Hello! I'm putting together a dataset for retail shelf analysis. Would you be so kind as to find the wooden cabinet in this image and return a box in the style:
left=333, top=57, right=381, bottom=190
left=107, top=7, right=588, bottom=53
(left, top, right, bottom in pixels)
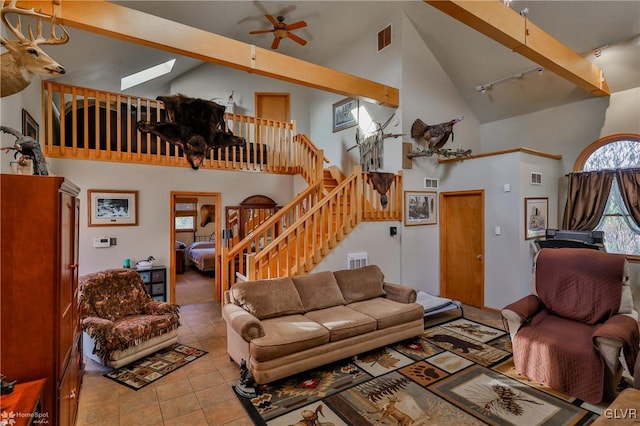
left=0, top=174, right=83, bottom=426
left=137, top=266, right=167, bottom=302
left=175, top=249, right=185, bottom=274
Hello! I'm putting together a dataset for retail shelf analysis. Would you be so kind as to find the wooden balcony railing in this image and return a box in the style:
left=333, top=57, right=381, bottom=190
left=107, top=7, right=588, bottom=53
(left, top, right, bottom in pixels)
left=220, top=167, right=402, bottom=292
left=41, top=81, right=323, bottom=179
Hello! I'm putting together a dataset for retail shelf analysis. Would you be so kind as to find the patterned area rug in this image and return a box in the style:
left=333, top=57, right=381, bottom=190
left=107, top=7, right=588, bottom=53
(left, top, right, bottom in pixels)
left=104, top=344, right=207, bottom=390
left=235, top=317, right=602, bottom=425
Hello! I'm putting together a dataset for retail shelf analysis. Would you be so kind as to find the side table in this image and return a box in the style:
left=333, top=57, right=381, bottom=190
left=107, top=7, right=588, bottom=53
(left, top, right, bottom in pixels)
left=0, top=378, right=46, bottom=426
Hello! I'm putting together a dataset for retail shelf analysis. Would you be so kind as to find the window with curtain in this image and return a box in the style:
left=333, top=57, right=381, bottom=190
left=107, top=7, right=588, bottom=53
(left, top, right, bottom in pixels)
left=577, top=135, right=640, bottom=256
left=175, top=197, right=197, bottom=232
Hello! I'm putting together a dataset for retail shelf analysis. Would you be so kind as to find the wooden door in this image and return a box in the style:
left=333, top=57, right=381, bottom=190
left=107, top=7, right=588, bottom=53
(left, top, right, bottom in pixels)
left=439, top=190, right=484, bottom=307
left=255, top=92, right=290, bottom=121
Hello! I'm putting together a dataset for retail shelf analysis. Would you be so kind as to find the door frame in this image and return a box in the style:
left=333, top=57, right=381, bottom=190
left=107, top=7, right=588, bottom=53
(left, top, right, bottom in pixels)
left=169, top=191, right=221, bottom=303
left=255, top=92, right=290, bottom=121
left=439, top=189, right=485, bottom=308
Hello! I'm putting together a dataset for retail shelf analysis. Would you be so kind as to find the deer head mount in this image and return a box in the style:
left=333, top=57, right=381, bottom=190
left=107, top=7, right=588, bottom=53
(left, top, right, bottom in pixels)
left=1, top=0, right=69, bottom=97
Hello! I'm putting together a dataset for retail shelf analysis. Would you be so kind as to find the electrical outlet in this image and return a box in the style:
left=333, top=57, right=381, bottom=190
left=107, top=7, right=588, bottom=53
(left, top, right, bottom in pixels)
left=110, top=237, right=117, bottom=246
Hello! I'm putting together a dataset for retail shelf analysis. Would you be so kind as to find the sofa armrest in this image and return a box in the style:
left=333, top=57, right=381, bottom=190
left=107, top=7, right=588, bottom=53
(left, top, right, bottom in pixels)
left=143, top=300, right=180, bottom=316
left=593, top=314, right=640, bottom=377
left=501, top=295, right=543, bottom=340
left=383, top=282, right=416, bottom=303
left=82, top=316, right=113, bottom=332
left=222, top=303, right=265, bottom=342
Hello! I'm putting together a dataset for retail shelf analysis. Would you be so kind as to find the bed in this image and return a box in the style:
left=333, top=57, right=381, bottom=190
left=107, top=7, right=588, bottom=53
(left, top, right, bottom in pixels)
left=178, top=232, right=216, bottom=274
left=186, top=241, right=216, bottom=273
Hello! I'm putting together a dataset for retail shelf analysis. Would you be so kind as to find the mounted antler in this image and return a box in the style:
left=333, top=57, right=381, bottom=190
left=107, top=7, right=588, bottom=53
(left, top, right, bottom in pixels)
left=1, top=0, right=69, bottom=97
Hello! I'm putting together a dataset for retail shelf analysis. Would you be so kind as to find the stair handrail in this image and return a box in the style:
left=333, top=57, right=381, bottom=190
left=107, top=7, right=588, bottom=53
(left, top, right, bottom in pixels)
left=247, top=166, right=364, bottom=280
left=221, top=180, right=325, bottom=289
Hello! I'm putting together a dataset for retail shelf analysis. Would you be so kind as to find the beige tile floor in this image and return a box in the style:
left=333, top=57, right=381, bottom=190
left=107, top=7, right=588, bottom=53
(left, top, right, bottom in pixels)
left=76, top=297, right=501, bottom=426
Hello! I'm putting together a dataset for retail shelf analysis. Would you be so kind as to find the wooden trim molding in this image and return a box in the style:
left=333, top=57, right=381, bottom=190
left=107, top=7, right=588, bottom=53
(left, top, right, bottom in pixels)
left=573, top=133, right=640, bottom=171
left=438, top=147, right=562, bottom=164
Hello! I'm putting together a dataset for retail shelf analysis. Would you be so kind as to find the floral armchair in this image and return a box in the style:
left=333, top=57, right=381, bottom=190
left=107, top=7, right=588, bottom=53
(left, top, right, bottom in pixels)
left=79, top=268, right=181, bottom=368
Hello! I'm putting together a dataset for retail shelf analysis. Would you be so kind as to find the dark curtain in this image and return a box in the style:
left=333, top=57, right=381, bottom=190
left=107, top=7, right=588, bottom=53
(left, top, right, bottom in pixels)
left=616, top=168, right=640, bottom=228
left=562, top=171, right=615, bottom=230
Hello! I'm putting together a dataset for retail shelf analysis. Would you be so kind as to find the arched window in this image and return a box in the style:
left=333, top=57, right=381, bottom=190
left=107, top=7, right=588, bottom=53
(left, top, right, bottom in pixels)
left=574, top=134, right=640, bottom=257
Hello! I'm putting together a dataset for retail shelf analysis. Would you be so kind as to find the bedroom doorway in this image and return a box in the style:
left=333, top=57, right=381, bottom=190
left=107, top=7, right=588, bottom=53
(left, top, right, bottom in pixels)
left=169, top=191, right=221, bottom=305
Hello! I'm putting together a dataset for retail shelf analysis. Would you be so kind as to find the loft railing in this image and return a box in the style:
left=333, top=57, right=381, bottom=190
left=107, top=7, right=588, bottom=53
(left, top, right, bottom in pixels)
left=40, top=81, right=325, bottom=178
left=220, top=167, right=402, bottom=291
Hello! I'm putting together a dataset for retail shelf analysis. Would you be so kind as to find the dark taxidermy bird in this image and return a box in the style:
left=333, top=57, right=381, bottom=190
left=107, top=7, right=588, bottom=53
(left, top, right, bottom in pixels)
left=411, top=116, right=463, bottom=149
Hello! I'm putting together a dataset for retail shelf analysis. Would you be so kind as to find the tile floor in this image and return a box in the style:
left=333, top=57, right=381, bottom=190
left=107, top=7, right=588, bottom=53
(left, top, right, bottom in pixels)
left=76, top=302, right=502, bottom=426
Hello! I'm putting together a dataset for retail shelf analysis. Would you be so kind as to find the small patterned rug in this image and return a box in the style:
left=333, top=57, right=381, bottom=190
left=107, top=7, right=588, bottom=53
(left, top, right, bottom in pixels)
left=104, top=343, right=207, bottom=390
left=235, top=318, right=603, bottom=425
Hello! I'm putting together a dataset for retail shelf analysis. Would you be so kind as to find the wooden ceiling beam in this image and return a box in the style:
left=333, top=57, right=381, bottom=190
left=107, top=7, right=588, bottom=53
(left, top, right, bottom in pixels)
left=425, top=0, right=610, bottom=96
left=15, top=1, right=399, bottom=106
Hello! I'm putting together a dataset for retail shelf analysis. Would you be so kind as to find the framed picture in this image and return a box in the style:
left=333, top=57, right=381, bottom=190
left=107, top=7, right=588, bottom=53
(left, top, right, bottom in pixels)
left=525, top=197, right=548, bottom=240
left=404, top=190, right=437, bottom=226
left=88, top=190, right=138, bottom=226
left=22, top=109, right=38, bottom=140
left=332, top=97, right=358, bottom=132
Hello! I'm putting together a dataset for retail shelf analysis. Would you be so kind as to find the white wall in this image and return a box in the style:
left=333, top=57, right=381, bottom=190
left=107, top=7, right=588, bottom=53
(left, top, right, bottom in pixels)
left=168, top=63, right=312, bottom=135
left=48, top=158, right=293, bottom=276
left=480, top=88, right=640, bottom=174
left=439, top=151, right=561, bottom=309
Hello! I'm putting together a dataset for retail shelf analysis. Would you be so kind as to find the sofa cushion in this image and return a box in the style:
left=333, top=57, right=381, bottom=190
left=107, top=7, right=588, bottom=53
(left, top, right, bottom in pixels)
left=333, top=265, right=386, bottom=304
left=304, top=306, right=376, bottom=341
left=230, top=277, right=304, bottom=320
left=347, top=298, right=424, bottom=329
left=250, top=315, right=329, bottom=361
left=292, top=271, right=345, bottom=312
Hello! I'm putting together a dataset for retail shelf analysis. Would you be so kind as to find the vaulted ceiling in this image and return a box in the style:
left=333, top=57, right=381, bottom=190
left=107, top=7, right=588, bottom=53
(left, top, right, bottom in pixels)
left=26, top=1, right=640, bottom=123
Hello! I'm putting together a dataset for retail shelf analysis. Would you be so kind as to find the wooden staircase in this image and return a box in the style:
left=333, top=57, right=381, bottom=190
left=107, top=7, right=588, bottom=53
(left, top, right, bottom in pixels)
left=220, top=166, right=402, bottom=293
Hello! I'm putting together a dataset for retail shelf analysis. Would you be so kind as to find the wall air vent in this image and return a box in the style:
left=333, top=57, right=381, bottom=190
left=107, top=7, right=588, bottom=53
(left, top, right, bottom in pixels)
left=347, top=252, right=368, bottom=270
left=377, top=24, right=392, bottom=52
left=424, top=178, right=439, bottom=189
left=531, top=172, right=542, bottom=185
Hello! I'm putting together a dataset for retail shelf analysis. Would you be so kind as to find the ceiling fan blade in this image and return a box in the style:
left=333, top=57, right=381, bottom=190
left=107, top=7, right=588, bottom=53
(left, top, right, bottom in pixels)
left=250, top=29, right=275, bottom=35
left=271, top=37, right=281, bottom=49
left=284, top=21, right=307, bottom=31
left=286, top=32, right=307, bottom=46
left=265, top=14, right=279, bottom=26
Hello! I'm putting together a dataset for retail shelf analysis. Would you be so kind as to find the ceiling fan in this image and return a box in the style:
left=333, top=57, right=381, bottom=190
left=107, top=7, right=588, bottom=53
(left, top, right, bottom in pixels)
left=249, top=14, right=308, bottom=49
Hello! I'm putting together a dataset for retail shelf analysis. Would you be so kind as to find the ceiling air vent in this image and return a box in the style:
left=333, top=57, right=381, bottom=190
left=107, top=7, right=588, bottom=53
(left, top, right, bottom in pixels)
left=531, top=172, right=542, bottom=185
left=424, top=178, right=439, bottom=189
left=377, top=24, right=392, bottom=52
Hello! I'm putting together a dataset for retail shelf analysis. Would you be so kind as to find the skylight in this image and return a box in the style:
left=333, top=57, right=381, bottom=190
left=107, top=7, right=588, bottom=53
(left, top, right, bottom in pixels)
left=120, top=59, right=176, bottom=91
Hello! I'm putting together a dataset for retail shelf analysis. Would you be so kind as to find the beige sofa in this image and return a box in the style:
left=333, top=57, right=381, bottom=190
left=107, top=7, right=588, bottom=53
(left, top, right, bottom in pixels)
left=222, top=265, right=424, bottom=384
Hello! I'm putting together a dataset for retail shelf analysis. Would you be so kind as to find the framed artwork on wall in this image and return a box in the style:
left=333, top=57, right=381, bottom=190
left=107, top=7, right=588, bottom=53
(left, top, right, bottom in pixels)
left=22, top=108, right=39, bottom=140
left=88, top=190, right=138, bottom=226
left=332, top=97, right=358, bottom=132
left=404, top=190, right=437, bottom=226
left=525, top=197, right=548, bottom=240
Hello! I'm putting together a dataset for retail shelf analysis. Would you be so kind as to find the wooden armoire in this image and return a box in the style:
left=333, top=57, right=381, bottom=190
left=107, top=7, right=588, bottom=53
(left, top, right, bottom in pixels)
left=1, top=174, right=83, bottom=425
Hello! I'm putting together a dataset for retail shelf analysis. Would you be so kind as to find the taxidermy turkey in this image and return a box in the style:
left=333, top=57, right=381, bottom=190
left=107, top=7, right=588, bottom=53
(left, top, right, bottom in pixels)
left=411, top=116, right=463, bottom=149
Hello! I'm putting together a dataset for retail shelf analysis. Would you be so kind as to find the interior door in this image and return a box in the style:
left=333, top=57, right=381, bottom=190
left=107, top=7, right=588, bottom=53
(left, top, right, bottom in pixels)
left=439, top=190, right=484, bottom=307
left=170, top=191, right=221, bottom=303
left=255, top=92, right=290, bottom=121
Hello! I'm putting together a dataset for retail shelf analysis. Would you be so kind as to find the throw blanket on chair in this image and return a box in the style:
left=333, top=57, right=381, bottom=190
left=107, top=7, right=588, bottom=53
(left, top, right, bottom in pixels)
left=513, top=249, right=638, bottom=404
